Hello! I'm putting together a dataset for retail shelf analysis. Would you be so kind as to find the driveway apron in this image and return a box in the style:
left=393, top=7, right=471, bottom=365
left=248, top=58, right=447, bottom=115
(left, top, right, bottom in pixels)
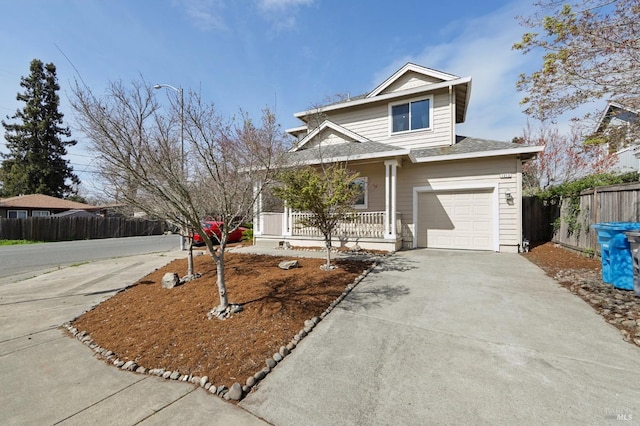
left=240, top=249, right=640, bottom=425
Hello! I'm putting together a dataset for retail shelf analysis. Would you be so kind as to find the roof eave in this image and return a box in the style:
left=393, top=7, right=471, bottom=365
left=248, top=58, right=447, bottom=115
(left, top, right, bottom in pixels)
left=294, top=77, right=472, bottom=120
left=291, top=148, right=412, bottom=166
left=412, top=145, right=544, bottom=163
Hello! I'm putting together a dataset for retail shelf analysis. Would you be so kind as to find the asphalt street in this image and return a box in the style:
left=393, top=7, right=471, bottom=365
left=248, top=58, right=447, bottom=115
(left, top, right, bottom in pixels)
left=0, top=234, right=181, bottom=283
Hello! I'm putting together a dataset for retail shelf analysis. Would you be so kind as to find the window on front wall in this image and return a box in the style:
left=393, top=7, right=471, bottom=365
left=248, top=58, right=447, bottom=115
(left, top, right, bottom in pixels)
left=351, top=177, right=368, bottom=209
left=8, top=210, right=28, bottom=219
left=32, top=210, right=51, bottom=217
left=390, top=97, right=431, bottom=133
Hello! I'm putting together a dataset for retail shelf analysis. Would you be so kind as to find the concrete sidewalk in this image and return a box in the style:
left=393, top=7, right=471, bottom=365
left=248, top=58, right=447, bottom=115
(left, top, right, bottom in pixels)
left=0, top=251, right=266, bottom=425
left=240, top=249, right=640, bottom=425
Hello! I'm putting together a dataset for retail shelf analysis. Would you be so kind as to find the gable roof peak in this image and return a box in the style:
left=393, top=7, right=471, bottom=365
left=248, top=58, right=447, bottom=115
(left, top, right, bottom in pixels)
left=290, top=120, right=370, bottom=152
left=367, top=62, right=461, bottom=99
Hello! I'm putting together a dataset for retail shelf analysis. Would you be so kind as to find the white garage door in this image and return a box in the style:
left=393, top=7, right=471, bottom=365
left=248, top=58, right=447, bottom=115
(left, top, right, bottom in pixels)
left=417, top=190, right=493, bottom=250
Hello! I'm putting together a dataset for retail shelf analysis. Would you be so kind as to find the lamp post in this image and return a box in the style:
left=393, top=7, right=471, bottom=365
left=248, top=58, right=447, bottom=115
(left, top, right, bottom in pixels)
left=154, top=83, right=185, bottom=250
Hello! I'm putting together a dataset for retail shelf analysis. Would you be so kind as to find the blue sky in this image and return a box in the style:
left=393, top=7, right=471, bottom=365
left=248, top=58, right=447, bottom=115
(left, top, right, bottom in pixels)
left=0, top=0, right=562, bottom=196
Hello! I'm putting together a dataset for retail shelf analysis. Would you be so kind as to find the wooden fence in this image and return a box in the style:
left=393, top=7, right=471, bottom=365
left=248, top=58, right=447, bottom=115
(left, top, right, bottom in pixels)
left=524, top=182, right=640, bottom=253
left=522, top=196, right=558, bottom=243
left=0, top=216, right=169, bottom=242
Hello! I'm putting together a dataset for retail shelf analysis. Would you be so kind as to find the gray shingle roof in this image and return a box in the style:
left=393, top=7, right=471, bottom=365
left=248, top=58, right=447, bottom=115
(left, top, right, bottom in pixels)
left=285, top=140, right=406, bottom=165
left=411, top=135, right=532, bottom=159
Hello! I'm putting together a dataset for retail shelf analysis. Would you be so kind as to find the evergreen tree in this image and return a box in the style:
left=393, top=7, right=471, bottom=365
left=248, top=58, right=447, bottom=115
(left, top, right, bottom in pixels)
left=0, top=59, right=79, bottom=197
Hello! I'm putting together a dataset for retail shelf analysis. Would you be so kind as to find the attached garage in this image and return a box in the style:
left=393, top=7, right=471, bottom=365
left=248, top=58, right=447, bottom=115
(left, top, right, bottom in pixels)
left=416, top=188, right=496, bottom=251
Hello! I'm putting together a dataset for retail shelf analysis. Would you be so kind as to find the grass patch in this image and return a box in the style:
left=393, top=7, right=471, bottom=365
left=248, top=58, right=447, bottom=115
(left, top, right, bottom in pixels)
left=0, top=239, right=43, bottom=246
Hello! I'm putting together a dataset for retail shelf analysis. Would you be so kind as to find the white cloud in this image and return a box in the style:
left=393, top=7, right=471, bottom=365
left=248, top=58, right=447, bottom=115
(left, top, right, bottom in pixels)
left=257, top=0, right=313, bottom=10
left=255, top=0, right=314, bottom=31
left=374, top=3, right=544, bottom=142
left=173, top=0, right=228, bottom=31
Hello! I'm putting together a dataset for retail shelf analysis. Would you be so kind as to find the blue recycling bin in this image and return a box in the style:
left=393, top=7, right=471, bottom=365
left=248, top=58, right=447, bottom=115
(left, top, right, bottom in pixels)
left=591, top=222, right=640, bottom=290
left=624, top=231, right=640, bottom=297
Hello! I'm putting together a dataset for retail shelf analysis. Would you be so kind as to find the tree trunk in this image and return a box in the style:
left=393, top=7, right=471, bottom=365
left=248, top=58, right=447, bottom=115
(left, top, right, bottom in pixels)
left=324, top=233, right=332, bottom=268
left=187, top=236, right=194, bottom=277
left=215, top=249, right=228, bottom=310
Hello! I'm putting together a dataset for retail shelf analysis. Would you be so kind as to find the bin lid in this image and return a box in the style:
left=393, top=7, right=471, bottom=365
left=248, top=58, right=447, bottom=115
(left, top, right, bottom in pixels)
left=592, top=222, right=640, bottom=231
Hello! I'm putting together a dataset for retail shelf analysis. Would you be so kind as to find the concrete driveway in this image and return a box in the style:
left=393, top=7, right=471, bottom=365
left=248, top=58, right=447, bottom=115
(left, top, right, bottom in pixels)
left=240, top=249, right=640, bottom=425
left=0, top=252, right=266, bottom=425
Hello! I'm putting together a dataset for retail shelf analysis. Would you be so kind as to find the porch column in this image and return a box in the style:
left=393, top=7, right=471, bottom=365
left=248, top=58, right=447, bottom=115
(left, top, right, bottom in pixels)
left=253, top=183, right=262, bottom=236
left=282, top=203, right=292, bottom=236
left=384, top=159, right=398, bottom=239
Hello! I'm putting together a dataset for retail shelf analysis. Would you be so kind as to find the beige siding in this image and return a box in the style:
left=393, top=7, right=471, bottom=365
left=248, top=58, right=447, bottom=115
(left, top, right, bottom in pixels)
left=326, top=90, right=452, bottom=149
left=305, top=127, right=355, bottom=149
left=347, top=163, right=386, bottom=211
left=396, top=158, right=521, bottom=250
left=378, top=71, right=443, bottom=95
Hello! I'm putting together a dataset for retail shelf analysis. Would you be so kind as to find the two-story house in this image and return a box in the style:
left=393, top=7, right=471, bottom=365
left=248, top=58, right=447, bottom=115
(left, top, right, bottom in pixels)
left=253, top=63, right=543, bottom=252
left=594, top=99, right=640, bottom=173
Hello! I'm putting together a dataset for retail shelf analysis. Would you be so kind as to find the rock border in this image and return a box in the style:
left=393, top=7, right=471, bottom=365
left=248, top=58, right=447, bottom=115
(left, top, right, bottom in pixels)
left=62, top=258, right=379, bottom=402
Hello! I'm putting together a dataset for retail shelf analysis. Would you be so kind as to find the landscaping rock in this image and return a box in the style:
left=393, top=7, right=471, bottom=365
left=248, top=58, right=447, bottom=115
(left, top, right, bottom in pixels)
left=279, top=346, right=290, bottom=357
left=266, top=358, right=276, bottom=369
left=161, top=272, right=180, bottom=289
left=278, top=260, right=299, bottom=270
left=254, top=370, right=266, bottom=381
left=246, top=376, right=256, bottom=387
left=216, top=385, right=227, bottom=396
left=227, top=383, right=243, bottom=401
left=199, top=376, right=209, bottom=387
left=125, top=361, right=138, bottom=371
left=169, top=371, right=180, bottom=380
left=273, top=352, right=283, bottom=362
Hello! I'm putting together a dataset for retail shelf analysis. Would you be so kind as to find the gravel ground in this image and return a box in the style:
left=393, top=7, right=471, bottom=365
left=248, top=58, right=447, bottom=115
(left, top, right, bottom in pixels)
left=524, top=242, right=640, bottom=347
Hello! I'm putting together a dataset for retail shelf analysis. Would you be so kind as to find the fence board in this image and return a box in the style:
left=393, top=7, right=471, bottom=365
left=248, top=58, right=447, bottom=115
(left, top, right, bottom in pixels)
left=522, top=196, right=557, bottom=243
left=550, top=182, right=640, bottom=253
left=0, top=217, right=168, bottom=241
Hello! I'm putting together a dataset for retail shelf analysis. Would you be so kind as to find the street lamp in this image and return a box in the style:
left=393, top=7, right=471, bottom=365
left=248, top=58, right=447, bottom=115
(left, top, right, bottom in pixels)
left=153, top=84, right=184, bottom=176
left=154, top=83, right=185, bottom=250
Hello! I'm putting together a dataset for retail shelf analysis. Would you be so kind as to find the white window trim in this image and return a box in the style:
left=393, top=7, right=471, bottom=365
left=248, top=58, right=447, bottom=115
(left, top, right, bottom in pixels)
left=32, top=210, right=51, bottom=217
left=353, top=177, right=368, bottom=210
left=8, top=210, right=28, bottom=219
left=388, top=94, right=434, bottom=135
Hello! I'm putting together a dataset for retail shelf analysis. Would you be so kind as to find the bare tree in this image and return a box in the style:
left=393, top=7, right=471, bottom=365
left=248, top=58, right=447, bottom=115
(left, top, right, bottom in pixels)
left=513, top=0, right=640, bottom=121
left=71, top=79, right=285, bottom=318
left=518, top=121, right=615, bottom=193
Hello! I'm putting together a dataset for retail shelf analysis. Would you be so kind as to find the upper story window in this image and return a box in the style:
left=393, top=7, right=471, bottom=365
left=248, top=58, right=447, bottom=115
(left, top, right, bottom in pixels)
left=390, top=96, right=432, bottom=134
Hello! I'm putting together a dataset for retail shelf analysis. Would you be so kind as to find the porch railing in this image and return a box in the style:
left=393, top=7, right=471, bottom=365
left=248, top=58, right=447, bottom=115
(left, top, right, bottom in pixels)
left=290, top=211, right=400, bottom=239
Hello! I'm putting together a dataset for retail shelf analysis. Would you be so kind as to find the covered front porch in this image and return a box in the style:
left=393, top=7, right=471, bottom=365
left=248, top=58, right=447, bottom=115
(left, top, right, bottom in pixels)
left=253, top=159, right=404, bottom=252
left=254, top=210, right=403, bottom=251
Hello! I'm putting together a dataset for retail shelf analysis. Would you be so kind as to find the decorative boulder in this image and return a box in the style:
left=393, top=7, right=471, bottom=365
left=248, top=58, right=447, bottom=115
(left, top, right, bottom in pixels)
left=278, top=260, right=299, bottom=270
left=162, top=272, right=180, bottom=289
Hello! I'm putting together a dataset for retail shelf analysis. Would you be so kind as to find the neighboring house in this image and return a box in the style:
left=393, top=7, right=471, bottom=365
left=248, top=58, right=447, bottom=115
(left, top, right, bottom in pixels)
left=0, top=194, right=99, bottom=218
left=253, top=63, right=543, bottom=252
left=594, top=100, right=640, bottom=173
